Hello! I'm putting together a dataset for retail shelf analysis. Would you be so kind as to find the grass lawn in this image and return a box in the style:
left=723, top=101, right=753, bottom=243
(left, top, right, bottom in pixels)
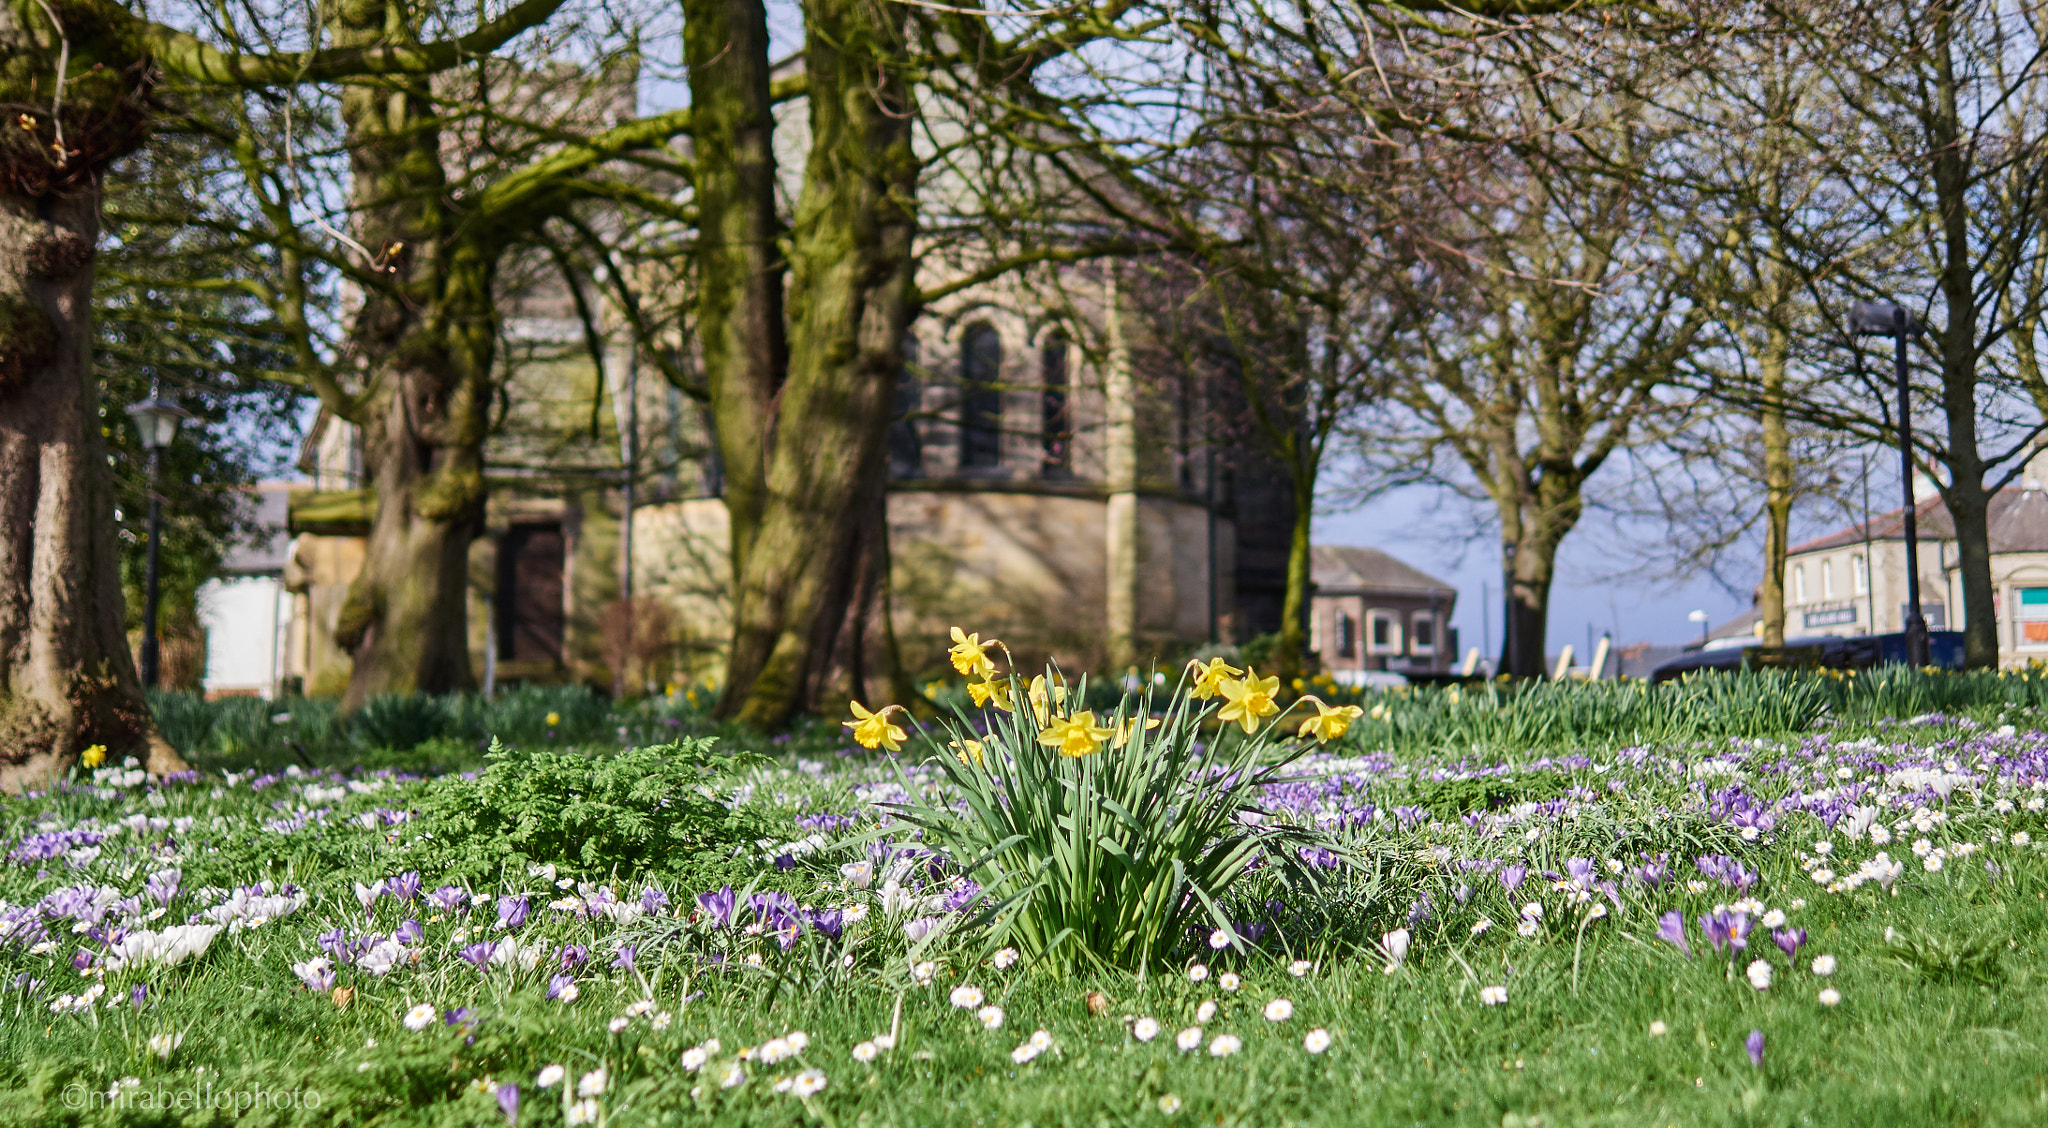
left=3, top=672, right=2047, bottom=1125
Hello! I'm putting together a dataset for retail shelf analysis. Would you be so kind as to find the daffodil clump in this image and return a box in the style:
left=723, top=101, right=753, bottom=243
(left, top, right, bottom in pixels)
left=840, top=628, right=1354, bottom=973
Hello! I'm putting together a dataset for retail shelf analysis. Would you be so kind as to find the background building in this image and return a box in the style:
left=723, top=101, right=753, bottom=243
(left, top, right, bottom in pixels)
left=1308, top=545, right=1460, bottom=682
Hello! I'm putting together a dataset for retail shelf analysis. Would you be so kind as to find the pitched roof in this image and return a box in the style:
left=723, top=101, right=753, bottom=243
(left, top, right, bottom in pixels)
left=1310, top=545, right=1456, bottom=597
left=1792, top=486, right=2048, bottom=555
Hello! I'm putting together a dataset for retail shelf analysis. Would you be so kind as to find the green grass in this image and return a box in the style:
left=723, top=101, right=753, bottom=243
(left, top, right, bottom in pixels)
left=3, top=672, right=2047, bottom=1124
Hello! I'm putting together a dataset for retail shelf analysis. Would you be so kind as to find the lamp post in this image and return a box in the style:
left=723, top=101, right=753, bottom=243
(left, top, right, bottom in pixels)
left=1688, top=608, right=1709, bottom=647
left=125, top=394, right=193, bottom=688
left=1501, top=541, right=1518, bottom=678
left=1850, top=300, right=1930, bottom=667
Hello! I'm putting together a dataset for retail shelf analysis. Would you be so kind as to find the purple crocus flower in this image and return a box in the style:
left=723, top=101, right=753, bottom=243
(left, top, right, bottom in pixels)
left=806, top=908, right=844, bottom=941
left=495, top=895, right=530, bottom=931
left=130, top=983, right=147, bottom=1007
left=1699, top=910, right=1751, bottom=955
left=1746, top=1028, right=1765, bottom=1068
left=428, top=886, right=469, bottom=914
left=1501, top=864, right=1528, bottom=894
left=611, top=945, right=637, bottom=973
left=1636, top=856, right=1670, bottom=887
left=1564, top=858, right=1597, bottom=888
left=71, top=950, right=92, bottom=971
left=495, top=1082, right=519, bottom=1124
left=639, top=887, right=670, bottom=916
left=394, top=919, right=424, bottom=946
left=773, top=853, right=797, bottom=872
left=388, top=872, right=422, bottom=903
left=546, top=974, right=577, bottom=1000
left=317, top=927, right=350, bottom=959
left=144, top=869, right=181, bottom=907
left=1655, top=910, right=1690, bottom=956
left=444, top=1006, right=475, bottom=1027
left=558, top=944, right=589, bottom=971
left=458, top=942, right=497, bottom=971
left=697, top=886, right=737, bottom=929
left=1772, top=927, right=1807, bottom=962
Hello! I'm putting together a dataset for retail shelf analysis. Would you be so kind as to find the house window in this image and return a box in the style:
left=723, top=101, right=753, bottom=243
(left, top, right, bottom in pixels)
left=1335, top=612, right=1356, bottom=659
left=498, top=524, right=565, bottom=664
left=1367, top=611, right=1400, bottom=655
left=2018, top=587, right=2048, bottom=647
left=959, top=324, right=1003, bottom=470
left=1821, top=559, right=1835, bottom=599
left=1793, top=564, right=1807, bottom=603
left=1040, top=334, right=1070, bottom=475
left=888, top=334, right=923, bottom=479
left=1851, top=553, right=1868, bottom=595
left=1412, top=614, right=1436, bottom=655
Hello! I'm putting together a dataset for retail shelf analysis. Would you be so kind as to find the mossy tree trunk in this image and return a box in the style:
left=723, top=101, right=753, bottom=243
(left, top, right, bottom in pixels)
left=327, top=37, right=491, bottom=708
left=709, top=0, right=918, bottom=727
left=0, top=1, right=184, bottom=786
left=685, top=0, right=785, bottom=603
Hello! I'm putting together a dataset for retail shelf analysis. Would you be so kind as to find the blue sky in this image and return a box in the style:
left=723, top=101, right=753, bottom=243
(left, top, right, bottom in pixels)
left=1313, top=450, right=1899, bottom=653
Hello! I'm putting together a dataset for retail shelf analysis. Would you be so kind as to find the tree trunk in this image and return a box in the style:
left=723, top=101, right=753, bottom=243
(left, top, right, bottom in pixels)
left=0, top=5, right=183, bottom=787
left=331, top=56, right=491, bottom=706
left=716, top=0, right=917, bottom=727
left=685, top=0, right=786, bottom=601
left=0, top=189, right=186, bottom=788
left=1493, top=472, right=1579, bottom=679
left=1758, top=331, right=1793, bottom=647
left=1928, top=8, right=1997, bottom=669
left=1274, top=465, right=1314, bottom=686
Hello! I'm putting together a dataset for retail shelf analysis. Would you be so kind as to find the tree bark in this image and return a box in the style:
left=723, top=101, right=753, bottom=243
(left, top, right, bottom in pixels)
left=0, top=189, right=187, bottom=787
left=716, top=0, right=917, bottom=727
left=330, top=42, right=491, bottom=707
left=685, top=0, right=786, bottom=600
left=1274, top=464, right=1314, bottom=686
left=0, top=5, right=185, bottom=787
left=1927, top=6, right=1997, bottom=669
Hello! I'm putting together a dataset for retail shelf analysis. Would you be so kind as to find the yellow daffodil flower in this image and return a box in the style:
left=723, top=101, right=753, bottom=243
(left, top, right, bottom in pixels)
left=1295, top=697, right=1365, bottom=744
left=545, top=712, right=561, bottom=727
left=1216, top=667, right=1281, bottom=734
left=948, top=627, right=999, bottom=678
left=1027, top=674, right=1067, bottom=726
left=844, top=701, right=907, bottom=752
left=1111, top=716, right=1162, bottom=749
left=1186, top=657, right=1243, bottom=701
left=951, top=739, right=985, bottom=767
left=1038, top=710, right=1114, bottom=758
left=967, top=676, right=1013, bottom=712
left=79, top=744, right=106, bottom=769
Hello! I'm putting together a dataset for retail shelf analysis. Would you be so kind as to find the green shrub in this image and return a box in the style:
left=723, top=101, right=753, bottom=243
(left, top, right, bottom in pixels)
left=347, top=693, right=451, bottom=751
left=406, top=737, right=770, bottom=882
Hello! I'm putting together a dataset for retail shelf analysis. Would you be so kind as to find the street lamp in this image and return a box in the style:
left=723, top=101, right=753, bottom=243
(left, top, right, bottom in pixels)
left=1849, top=299, right=1930, bottom=667
left=1502, top=541, right=1518, bottom=678
left=1688, top=608, right=1709, bottom=647
left=125, top=394, right=194, bottom=688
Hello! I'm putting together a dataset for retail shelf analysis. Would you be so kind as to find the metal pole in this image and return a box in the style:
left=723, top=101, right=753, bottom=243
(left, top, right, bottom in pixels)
left=1480, top=580, right=1491, bottom=673
left=1862, top=451, right=1875, bottom=634
left=141, top=446, right=163, bottom=688
left=1895, top=309, right=1930, bottom=666
left=617, top=347, right=639, bottom=698
left=1502, top=542, right=1518, bottom=678
left=1206, top=441, right=1218, bottom=644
